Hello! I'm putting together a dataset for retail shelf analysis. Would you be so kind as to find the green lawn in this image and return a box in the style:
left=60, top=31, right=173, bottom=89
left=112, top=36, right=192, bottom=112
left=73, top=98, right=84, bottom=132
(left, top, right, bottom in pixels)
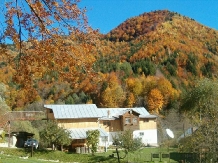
left=0, top=147, right=178, bottom=163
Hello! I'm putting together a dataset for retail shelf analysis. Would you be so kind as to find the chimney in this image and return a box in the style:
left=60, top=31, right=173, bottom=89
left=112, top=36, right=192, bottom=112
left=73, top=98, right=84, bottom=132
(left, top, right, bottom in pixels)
left=107, top=110, right=110, bottom=118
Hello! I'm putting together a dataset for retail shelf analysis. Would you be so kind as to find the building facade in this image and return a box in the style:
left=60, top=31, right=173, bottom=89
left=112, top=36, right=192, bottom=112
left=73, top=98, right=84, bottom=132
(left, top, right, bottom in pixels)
left=44, top=104, right=158, bottom=150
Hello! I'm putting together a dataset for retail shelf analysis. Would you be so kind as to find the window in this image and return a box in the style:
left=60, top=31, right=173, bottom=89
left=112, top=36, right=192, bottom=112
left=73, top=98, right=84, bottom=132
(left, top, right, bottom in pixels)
left=133, top=117, right=138, bottom=124
left=139, top=132, right=144, bottom=136
left=103, top=121, right=111, bottom=126
left=125, top=117, right=131, bottom=124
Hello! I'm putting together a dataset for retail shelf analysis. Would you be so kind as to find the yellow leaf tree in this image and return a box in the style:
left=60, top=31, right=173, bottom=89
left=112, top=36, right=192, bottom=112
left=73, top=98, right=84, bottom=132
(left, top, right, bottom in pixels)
left=100, top=72, right=126, bottom=107
left=125, top=92, right=136, bottom=108
left=126, top=77, right=143, bottom=97
left=146, top=88, right=164, bottom=113
left=157, top=77, right=180, bottom=105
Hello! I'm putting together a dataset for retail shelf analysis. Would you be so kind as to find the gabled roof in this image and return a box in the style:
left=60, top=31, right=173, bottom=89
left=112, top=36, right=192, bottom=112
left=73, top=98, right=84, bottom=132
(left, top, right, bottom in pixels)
left=44, top=104, right=157, bottom=119
left=100, top=107, right=150, bottom=118
left=44, top=104, right=102, bottom=119
left=68, top=128, right=108, bottom=139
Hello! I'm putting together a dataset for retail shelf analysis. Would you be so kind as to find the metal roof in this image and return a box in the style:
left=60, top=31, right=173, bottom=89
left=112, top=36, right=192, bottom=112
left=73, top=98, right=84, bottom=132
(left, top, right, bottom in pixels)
left=44, top=104, right=156, bottom=119
left=139, top=115, right=157, bottom=118
left=44, top=104, right=104, bottom=119
left=68, top=128, right=108, bottom=139
left=99, top=107, right=153, bottom=118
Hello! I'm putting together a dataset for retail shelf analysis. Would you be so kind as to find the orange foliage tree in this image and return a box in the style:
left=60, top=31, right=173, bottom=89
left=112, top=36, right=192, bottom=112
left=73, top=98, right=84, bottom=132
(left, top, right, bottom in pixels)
left=157, top=77, right=180, bottom=105
left=100, top=72, right=126, bottom=108
left=125, top=75, right=179, bottom=110
left=142, top=76, right=179, bottom=108
left=146, top=88, right=164, bottom=113
left=1, top=0, right=99, bottom=108
left=125, top=92, right=135, bottom=108
left=126, top=77, right=143, bottom=97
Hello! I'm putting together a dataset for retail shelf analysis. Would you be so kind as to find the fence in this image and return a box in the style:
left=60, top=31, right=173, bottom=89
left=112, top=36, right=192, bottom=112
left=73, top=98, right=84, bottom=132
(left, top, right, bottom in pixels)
left=114, top=151, right=201, bottom=163
left=75, top=147, right=91, bottom=154
left=129, top=152, right=171, bottom=163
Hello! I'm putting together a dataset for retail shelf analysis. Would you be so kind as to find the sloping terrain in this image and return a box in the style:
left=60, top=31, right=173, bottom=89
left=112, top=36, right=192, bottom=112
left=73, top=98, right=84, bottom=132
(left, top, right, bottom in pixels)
left=96, top=10, right=218, bottom=90
left=1, top=10, right=218, bottom=111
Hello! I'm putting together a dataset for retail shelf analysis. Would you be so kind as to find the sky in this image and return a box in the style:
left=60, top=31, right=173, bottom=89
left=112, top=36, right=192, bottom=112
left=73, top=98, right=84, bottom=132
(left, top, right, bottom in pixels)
left=79, top=0, right=218, bottom=34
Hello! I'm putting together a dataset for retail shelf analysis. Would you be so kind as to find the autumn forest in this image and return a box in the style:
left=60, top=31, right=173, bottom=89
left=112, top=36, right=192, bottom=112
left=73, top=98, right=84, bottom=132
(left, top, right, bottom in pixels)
left=1, top=5, right=218, bottom=118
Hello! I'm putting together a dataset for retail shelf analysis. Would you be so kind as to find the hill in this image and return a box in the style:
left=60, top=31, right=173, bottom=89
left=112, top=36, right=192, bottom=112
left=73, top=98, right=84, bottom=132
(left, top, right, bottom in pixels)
left=0, top=10, right=218, bottom=114
left=95, top=10, right=218, bottom=89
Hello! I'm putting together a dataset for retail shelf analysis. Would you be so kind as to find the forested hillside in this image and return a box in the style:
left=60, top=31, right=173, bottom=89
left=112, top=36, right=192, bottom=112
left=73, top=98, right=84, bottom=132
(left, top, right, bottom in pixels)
left=1, top=10, right=218, bottom=115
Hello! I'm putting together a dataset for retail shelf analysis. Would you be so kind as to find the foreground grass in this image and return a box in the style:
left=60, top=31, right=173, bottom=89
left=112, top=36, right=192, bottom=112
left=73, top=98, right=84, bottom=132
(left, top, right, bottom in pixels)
left=0, top=147, right=178, bottom=163
left=0, top=147, right=117, bottom=163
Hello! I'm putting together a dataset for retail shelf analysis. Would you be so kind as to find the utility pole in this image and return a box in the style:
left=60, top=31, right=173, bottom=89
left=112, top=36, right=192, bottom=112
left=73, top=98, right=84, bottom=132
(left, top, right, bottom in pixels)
left=31, top=143, right=33, bottom=157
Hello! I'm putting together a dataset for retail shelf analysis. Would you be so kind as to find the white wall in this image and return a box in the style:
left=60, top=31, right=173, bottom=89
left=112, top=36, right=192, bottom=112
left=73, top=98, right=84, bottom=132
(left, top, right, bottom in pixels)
left=0, top=135, right=17, bottom=148
left=0, top=142, right=8, bottom=147
left=107, top=130, right=158, bottom=147
left=108, top=131, right=120, bottom=146
left=99, top=136, right=108, bottom=147
left=133, top=129, right=158, bottom=146
left=99, top=129, right=158, bottom=148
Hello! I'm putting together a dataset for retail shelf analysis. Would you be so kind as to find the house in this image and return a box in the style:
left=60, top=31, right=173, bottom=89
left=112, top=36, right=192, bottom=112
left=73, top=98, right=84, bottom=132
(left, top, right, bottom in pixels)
left=44, top=104, right=158, bottom=150
left=0, top=111, right=44, bottom=148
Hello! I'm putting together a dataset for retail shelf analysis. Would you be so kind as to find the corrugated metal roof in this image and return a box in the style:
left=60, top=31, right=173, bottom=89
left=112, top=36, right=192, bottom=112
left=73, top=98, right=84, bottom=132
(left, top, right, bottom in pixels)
left=99, top=117, right=116, bottom=120
left=68, top=128, right=108, bottom=139
left=44, top=104, right=155, bottom=119
left=99, top=107, right=151, bottom=118
left=139, top=115, right=157, bottom=118
left=44, top=104, right=103, bottom=119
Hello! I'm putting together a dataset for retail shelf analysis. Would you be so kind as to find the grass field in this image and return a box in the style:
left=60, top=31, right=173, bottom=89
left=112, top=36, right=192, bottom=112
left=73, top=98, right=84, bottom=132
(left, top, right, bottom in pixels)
left=0, top=147, right=178, bottom=163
